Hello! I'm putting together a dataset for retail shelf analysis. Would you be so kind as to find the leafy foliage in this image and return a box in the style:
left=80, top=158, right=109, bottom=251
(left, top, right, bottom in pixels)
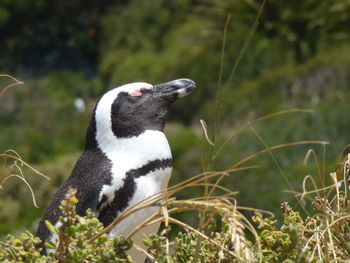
left=203, top=0, right=350, bottom=62
left=0, top=189, right=133, bottom=263
left=3, top=156, right=350, bottom=262
left=0, top=231, right=46, bottom=263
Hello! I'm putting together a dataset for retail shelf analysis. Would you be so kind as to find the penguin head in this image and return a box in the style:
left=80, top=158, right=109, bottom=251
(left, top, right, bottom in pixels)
left=87, top=79, right=196, bottom=148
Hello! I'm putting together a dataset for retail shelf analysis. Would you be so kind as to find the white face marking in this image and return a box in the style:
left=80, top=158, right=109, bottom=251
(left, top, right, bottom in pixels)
left=95, top=82, right=153, bottom=144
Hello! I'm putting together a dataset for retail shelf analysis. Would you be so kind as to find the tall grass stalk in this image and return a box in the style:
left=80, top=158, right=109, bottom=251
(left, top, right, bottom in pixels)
left=0, top=75, right=49, bottom=208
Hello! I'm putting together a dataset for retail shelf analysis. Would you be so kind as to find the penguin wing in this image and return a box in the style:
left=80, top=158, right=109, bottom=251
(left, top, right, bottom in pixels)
left=76, top=186, right=102, bottom=216
left=70, top=149, right=113, bottom=216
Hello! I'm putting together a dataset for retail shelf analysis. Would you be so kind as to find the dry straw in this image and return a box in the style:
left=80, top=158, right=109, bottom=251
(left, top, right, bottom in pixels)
left=0, top=75, right=50, bottom=208
left=2, top=74, right=350, bottom=261
left=86, top=109, right=330, bottom=261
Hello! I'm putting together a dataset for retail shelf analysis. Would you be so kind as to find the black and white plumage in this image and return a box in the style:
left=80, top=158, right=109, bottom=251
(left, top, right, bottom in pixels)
left=36, top=79, right=196, bottom=261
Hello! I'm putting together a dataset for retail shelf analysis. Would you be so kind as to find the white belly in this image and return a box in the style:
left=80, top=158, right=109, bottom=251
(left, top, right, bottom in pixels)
left=109, top=166, right=171, bottom=236
left=109, top=167, right=172, bottom=262
left=124, top=222, right=161, bottom=263
left=97, top=130, right=172, bottom=262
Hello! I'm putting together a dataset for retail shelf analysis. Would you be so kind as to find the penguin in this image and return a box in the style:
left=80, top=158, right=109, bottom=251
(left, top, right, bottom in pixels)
left=36, top=78, right=196, bottom=261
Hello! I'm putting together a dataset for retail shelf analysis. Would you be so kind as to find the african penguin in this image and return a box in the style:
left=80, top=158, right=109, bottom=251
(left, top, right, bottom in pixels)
left=36, top=78, right=196, bottom=261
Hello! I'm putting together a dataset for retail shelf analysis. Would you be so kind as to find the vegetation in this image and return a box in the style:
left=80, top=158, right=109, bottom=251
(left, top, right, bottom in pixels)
left=1, top=189, right=133, bottom=263
left=1, top=0, right=350, bottom=261
left=2, top=151, right=350, bottom=261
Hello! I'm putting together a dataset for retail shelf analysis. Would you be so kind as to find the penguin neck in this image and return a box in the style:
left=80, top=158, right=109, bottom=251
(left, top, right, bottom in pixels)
left=84, top=103, right=172, bottom=165
left=85, top=118, right=172, bottom=176
left=84, top=109, right=98, bottom=150
left=96, top=129, right=171, bottom=164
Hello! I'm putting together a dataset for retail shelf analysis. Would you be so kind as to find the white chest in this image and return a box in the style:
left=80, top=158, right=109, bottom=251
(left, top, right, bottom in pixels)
left=98, top=130, right=172, bottom=204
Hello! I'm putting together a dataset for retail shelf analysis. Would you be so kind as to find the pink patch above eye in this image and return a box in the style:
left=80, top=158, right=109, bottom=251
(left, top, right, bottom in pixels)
left=129, top=89, right=143, bottom=96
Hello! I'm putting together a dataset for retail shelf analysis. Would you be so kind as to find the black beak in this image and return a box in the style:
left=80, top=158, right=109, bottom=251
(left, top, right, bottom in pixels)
left=152, top=78, right=196, bottom=101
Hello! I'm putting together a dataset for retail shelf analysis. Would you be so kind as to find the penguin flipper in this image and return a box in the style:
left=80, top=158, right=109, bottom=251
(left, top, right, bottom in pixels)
left=76, top=187, right=101, bottom=216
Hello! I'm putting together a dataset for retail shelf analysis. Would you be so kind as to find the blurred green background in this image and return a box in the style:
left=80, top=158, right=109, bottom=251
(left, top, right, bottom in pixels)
left=1, top=0, right=350, bottom=235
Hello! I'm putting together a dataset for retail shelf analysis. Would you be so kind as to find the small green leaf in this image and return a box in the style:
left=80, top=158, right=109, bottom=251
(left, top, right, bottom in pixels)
left=45, top=242, right=56, bottom=249
left=45, top=220, right=58, bottom=234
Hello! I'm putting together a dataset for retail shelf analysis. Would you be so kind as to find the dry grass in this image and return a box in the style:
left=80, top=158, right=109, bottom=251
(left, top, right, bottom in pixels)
left=0, top=75, right=50, bottom=208
left=2, top=73, right=350, bottom=261
left=286, top=153, right=350, bottom=260
left=84, top=116, right=332, bottom=262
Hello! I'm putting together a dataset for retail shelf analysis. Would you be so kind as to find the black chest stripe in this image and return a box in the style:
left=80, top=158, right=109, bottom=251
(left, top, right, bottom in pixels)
left=128, top=158, right=173, bottom=178
left=98, top=172, right=135, bottom=227
left=97, top=158, right=172, bottom=227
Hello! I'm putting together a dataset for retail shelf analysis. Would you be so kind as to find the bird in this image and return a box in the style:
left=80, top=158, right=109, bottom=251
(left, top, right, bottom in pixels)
left=36, top=78, right=196, bottom=262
